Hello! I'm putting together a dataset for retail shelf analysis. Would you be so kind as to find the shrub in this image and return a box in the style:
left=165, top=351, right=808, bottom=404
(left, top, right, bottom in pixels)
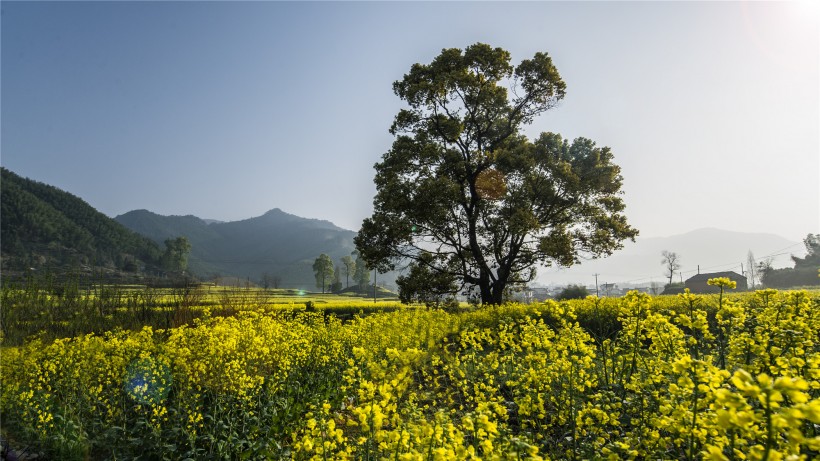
left=556, top=284, right=589, bottom=300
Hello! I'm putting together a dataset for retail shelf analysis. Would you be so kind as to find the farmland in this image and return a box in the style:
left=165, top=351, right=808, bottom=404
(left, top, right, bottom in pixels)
left=2, top=280, right=820, bottom=460
left=0, top=279, right=402, bottom=347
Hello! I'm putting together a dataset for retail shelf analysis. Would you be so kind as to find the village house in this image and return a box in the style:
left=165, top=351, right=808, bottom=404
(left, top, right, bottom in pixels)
left=600, top=283, right=622, bottom=297
left=685, top=271, right=748, bottom=293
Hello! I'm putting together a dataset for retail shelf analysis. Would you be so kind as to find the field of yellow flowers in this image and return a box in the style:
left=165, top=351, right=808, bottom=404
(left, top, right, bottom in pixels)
left=2, top=279, right=820, bottom=460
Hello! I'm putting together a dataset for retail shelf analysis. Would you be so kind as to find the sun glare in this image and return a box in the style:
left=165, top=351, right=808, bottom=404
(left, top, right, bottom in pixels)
left=787, top=0, right=820, bottom=23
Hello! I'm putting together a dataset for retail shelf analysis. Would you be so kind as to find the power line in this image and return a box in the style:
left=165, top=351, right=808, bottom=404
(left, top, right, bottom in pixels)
left=607, top=245, right=806, bottom=286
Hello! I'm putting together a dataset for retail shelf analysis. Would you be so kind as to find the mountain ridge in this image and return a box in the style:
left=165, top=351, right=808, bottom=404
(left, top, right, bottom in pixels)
left=115, top=208, right=359, bottom=289
left=0, top=167, right=162, bottom=274
left=2, top=167, right=806, bottom=291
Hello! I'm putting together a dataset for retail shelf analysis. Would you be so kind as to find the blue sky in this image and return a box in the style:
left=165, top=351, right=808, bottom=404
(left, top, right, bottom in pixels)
left=2, top=1, right=818, bottom=242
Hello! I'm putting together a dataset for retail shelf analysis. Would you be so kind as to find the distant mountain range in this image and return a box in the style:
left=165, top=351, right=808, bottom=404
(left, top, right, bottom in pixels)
left=115, top=208, right=359, bottom=289
left=0, top=167, right=162, bottom=273
left=536, top=227, right=804, bottom=287
left=1, top=167, right=808, bottom=291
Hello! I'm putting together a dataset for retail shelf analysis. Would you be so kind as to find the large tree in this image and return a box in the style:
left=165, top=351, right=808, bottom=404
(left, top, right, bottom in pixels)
left=355, top=43, right=638, bottom=304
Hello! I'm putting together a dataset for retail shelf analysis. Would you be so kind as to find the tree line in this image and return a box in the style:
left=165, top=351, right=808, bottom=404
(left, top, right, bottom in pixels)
left=312, top=251, right=372, bottom=294
left=660, top=234, right=819, bottom=292
left=757, top=234, right=820, bottom=288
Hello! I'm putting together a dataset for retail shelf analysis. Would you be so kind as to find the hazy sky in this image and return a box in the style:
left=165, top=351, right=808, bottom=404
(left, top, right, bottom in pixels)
left=2, top=1, right=818, bottom=242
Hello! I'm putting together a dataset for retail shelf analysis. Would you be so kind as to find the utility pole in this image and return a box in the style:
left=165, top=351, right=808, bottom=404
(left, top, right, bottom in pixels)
left=593, top=273, right=599, bottom=297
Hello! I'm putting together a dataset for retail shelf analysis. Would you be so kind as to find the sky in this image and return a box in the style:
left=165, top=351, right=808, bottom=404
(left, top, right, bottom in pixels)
left=2, top=1, right=818, bottom=243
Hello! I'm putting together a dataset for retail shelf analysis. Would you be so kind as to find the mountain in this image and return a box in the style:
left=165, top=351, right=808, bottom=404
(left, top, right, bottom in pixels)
left=536, top=228, right=804, bottom=287
left=0, top=167, right=162, bottom=273
left=115, top=208, right=359, bottom=289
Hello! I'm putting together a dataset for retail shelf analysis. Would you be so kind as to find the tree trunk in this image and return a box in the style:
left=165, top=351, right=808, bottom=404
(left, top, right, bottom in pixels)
left=490, top=281, right=505, bottom=305
left=479, top=275, right=494, bottom=305
left=478, top=277, right=505, bottom=305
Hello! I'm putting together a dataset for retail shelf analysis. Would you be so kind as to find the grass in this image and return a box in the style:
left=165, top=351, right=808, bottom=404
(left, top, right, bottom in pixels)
left=0, top=278, right=405, bottom=346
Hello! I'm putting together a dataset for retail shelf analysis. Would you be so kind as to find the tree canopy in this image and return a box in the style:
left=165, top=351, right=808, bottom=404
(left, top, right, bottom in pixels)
left=792, top=234, right=820, bottom=269
left=312, top=254, right=334, bottom=293
left=759, top=233, right=820, bottom=288
left=162, top=236, right=191, bottom=275
left=341, top=255, right=355, bottom=289
left=352, top=251, right=370, bottom=292
left=355, top=43, right=638, bottom=304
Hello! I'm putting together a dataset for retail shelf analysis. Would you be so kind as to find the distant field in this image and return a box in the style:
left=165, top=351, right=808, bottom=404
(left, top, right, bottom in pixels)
left=0, top=283, right=406, bottom=346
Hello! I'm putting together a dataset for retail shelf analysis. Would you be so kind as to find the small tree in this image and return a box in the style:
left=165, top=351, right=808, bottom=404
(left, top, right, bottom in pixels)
left=661, top=250, right=681, bottom=286
left=341, top=255, right=356, bottom=288
left=757, top=257, right=774, bottom=282
left=312, top=254, right=334, bottom=293
left=162, top=236, right=191, bottom=275
left=331, top=264, right=343, bottom=293
left=353, top=253, right=370, bottom=292
left=746, top=250, right=758, bottom=289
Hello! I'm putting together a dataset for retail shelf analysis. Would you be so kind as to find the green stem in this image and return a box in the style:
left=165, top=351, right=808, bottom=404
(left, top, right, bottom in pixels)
left=687, top=364, right=699, bottom=461
left=761, top=391, right=773, bottom=461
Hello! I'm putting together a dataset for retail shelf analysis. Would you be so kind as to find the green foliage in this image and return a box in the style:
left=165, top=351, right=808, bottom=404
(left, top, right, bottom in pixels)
left=312, top=254, right=334, bottom=293
left=760, top=266, right=819, bottom=288
left=792, top=233, right=820, bottom=268
left=396, top=252, right=458, bottom=306
left=116, top=208, right=358, bottom=288
left=662, top=282, right=686, bottom=295
left=161, top=236, right=191, bottom=275
left=330, top=265, right=343, bottom=293
left=0, top=168, right=162, bottom=271
left=0, top=278, right=402, bottom=346
left=355, top=43, right=637, bottom=305
left=340, top=255, right=355, bottom=288
left=556, top=284, right=589, bottom=300
left=353, top=252, right=370, bottom=292
left=761, top=233, right=820, bottom=288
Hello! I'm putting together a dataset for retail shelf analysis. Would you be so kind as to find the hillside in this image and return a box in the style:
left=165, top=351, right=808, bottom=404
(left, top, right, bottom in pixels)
left=0, top=168, right=162, bottom=273
left=115, top=208, right=359, bottom=289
